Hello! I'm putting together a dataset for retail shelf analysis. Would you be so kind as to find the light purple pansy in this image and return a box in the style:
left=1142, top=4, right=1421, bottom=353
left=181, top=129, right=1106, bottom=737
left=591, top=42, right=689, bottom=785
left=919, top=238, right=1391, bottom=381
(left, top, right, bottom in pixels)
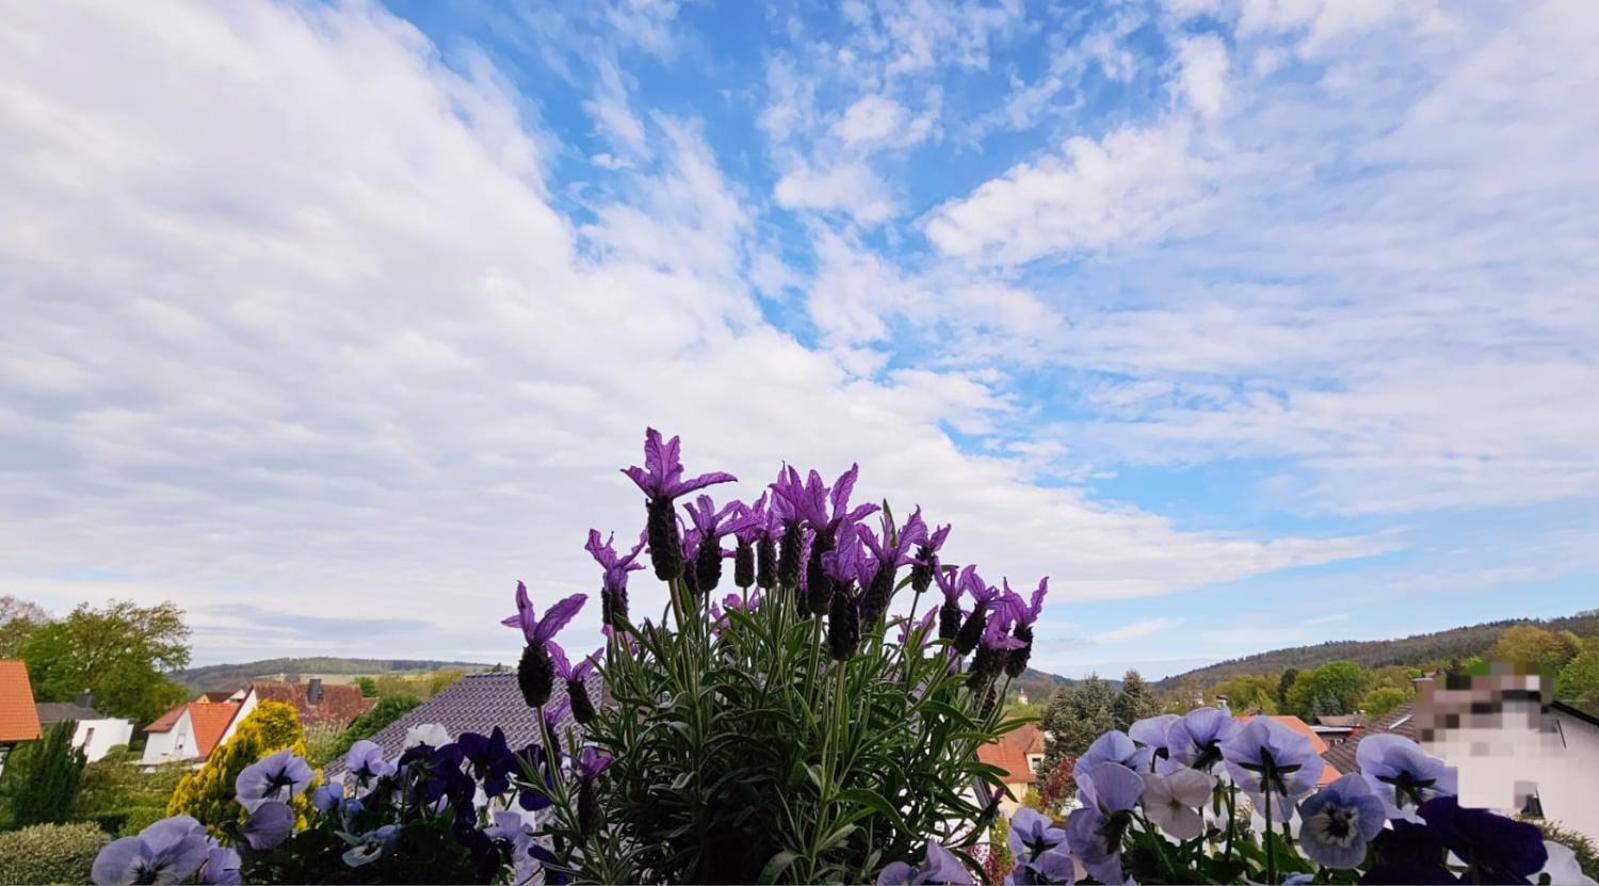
left=621, top=427, right=736, bottom=503
left=1356, top=733, right=1458, bottom=820
left=1220, top=718, right=1326, bottom=819
left=1075, top=731, right=1153, bottom=805
left=235, top=748, right=314, bottom=811
left=1166, top=706, right=1243, bottom=773
left=876, top=841, right=975, bottom=885
left=501, top=584, right=586, bottom=646
left=91, top=816, right=211, bottom=886
left=1065, top=761, right=1145, bottom=885
left=199, top=846, right=242, bottom=885
left=241, top=800, right=295, bottom=850
left=1297, top=773, right=1388, bottom=869
left=344, top=739, right=396, bottom=783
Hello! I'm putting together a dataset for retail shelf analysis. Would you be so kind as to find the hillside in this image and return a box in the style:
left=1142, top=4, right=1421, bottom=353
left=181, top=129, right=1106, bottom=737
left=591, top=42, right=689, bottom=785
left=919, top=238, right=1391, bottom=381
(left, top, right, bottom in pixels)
left=177, top=657, right=496, bottom=692
left=1157, top=609, right=1599, bottom=688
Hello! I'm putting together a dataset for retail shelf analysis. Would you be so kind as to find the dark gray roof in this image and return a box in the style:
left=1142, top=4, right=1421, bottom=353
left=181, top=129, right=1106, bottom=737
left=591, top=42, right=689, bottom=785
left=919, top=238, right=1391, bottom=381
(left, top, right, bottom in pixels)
left=36, top=702, right=104, bottom=724
left=325, top=672, right=599, bottom=776
left=1322, top=702, right=1415, bottom=775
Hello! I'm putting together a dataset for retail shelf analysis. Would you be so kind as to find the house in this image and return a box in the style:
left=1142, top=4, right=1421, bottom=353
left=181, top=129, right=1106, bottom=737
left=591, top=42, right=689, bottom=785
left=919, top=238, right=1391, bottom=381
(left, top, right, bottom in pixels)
left=0, top=660, right=42, bottom=777
left=216, top=678, right=375, bottom=745
left=324, top=672, right=597, bottom=778
left=1320, top=703, right=1415, bottom=777
left=975, top=722, right=1048, bottom=812
left=141, top=698, right=241, bottom=768
left=36, top=696, right=134, bottom=763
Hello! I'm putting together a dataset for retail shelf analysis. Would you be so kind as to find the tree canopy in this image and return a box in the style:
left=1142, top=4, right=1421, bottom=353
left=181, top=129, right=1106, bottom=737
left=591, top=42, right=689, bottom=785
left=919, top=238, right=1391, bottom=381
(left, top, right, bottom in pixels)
left=14, top=599, right=192, bottom=721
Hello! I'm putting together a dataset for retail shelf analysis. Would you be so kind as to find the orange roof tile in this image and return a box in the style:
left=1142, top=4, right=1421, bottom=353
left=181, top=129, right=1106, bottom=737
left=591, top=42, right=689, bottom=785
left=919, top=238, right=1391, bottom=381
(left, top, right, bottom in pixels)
left=977, top=722, right=1047, bottom=785
left=188, top=702, right=242, bottom=758
left=0, top=661, right=42, bottom=743
left=1239, top=714, right=1337, bottom=786
left=146, top=702, right=187, bottom=733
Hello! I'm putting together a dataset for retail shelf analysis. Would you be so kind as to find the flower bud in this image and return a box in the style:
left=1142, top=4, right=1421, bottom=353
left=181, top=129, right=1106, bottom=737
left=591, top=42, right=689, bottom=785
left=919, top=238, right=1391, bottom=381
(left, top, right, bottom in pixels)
left=805, top=528, right=836, bottom=617
left=954, top=606, right=988, bottom=656
left=857, top=564, right=895, bottom=629
left=578, top=779, right=603, bottom=836
left=569, top=679, right=596, bottom=725
left=778, top=524, right=803, bottom=588
left=1005, top=624, right=1033, bottom=678
left=601, top=587, right=628, bottom=631
left=518, top=643, right=554, bottom=708
left=910, top=544, right=935, bottom=593
left=827, top=586, right=860, bottom=661
left=757, top=535, right=777, bottom=589
left=967, top=643, right=1006, bottom=691
left=694, top=537, right=722, bottom=595
left=646, top=498, right=683, bottom=581
left=938, top=599, right=962, bottom=641
left=734, top=539, right=755, bottom=589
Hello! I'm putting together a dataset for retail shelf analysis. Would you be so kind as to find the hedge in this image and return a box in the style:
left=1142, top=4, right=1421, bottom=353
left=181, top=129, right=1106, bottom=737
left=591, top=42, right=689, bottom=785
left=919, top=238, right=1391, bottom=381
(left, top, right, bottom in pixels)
left=0, top=821, right=108, bottom=885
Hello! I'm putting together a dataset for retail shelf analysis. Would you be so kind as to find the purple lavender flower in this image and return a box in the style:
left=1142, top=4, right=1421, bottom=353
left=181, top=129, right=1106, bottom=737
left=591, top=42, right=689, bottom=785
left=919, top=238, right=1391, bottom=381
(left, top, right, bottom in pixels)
left=549, top=644, right=601, bottom=725
left=1166, top=706, right=1242, bottom=773
left=897, top=608, right=937, bottom=649
left=574, top=746, right=614, bottom=836
left=876, top=841, right=975, bottom=885
left=684, top=494, right=757, bottom=594
left=241, top=800, right=295, bottom=850
left=952, top=570, right=998, bottom=656
left=967, top=593, right=1024, bottom=691
left=1355, top=733, right=1458, bottom=820
left=235, top=748, right=313, bottom=811
left=731, top=493, right=770, bottom=589
left=586, top=529, right=645, bottom=629
left=1065, top=761, right=1145, bottom=885
left=1001, top=577, right=1046, bottom=678
left=91, top=817, right=211, bottom=886
left=934, top=565, right=966, bottom=641
left=1297, top=773, right=1387, bottom=869
left=622, top=428, right=737, bottom=581
left=772, top=464, right=879, bottom=616
left=1220, top=718, right=1326, bottom=819
left=503, top=584, right=585, bottom=707
left=857, top=507, right=928, bottom=628
left=909, top=520, right=952, bottom=594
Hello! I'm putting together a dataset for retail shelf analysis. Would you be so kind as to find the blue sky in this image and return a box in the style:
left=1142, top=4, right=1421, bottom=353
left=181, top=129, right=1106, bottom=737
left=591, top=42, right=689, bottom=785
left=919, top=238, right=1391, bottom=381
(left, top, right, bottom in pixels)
left=1, top=0, right=1595, bottom=679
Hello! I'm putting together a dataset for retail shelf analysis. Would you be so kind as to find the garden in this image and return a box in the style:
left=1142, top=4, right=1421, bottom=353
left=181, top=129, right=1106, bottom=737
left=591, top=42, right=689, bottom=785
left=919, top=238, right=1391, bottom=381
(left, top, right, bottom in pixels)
left=32, top=430, right=1594, bottom=884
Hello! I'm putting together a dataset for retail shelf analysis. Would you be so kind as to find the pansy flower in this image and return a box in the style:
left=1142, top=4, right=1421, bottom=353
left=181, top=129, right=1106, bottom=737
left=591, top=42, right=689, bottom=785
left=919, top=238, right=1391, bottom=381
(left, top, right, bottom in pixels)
left=1355, top=733, right=1457, bottom=820
left=1166, top=706, right=1241, bottom=774
left=340, top=824, right=400, bottom=868
left=876, top=841, right=975, bottom=885
left=235, top=748, right=314, bottom=812
left=1075, top=731, right=1153, bottom=805
left=1128, top=713, right=1180, bottom=772
left=1220, top=718, right=1326, bottom=820
left=200, top=846, right=242, bottom=886
left=457, top=727, right=518, bottom=797
left=623, top=427, right=737, bottom=581
left=91, top=816, right=211, bottom=886
left=1065, top=761, right=1145, bottom=885
left=1141, top=767, right=1216, bottom=840
left=1005, top=807, right=1072, bottom=885
left=343, top=739, right=396, bottom=787
left=1297, top=773, right=1387, bottom=869
left=240, top=801, right=294, bottom=851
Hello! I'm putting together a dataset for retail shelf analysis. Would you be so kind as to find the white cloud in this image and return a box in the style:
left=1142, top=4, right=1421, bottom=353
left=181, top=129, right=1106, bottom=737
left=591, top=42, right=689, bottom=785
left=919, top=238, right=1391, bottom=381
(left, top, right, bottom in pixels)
left=924, top=120, right=1211, bottom=263
left=1175, top=34, right=1229, bottom=117
left=1097, top=617, right=1186, bottom=644
left=836, top=95, right=906, bottom=144
left=773, top=161, right=897, bottom=224
left=0, top=0, right=1374, bottom=664
left=583, top=58, right=649, bottom=159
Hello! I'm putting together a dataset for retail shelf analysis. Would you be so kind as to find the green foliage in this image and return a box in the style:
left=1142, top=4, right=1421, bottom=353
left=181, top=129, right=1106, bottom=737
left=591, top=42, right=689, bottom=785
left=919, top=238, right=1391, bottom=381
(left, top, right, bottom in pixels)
left=1112, top=670, right=1158, bottom=731
left=1489, top=626, right=1582, bottom=672
left=17, top=599, right=191, bottom=721
left=10, top=720, right=87, bottom=827
left=0, top=821, right=108, bottom=885
left=72, top=746, right=187, bottom=834
left=1360, top=685, right=1412, bottom=717
left=1211, top=674, right=1279, bottom=715
left=982, top=815, right=1014, bottom=885
left=1275, top=668, right=1298, bottom=709
left=302, top=723, right=347, bottom=768
left=176, top=658, right=486, bottom=695
left=1038, top=675, right=1117, bottom=777
left=1285, top=661, right=1364, bottom=719
left=327, top=694, right=421, bottom=762
left=1556, top=639, right=1599, bottom=711
left=354, top=676, right=379, bottom=697
left=167, top=700, right=312, bottom=837
left=0, top=595, right=50, bottom=659
left=117, top=805, right=168, bottom=836
left=565, top=582, right=1021, bottom=884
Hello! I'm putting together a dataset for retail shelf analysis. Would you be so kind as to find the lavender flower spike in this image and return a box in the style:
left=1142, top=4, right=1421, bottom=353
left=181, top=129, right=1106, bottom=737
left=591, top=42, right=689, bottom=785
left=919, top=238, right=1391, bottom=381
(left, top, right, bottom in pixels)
left=586, top=529, right=645, bottom=629
left=503, top=584, right=586, bottom=707
left=1002, top=577, right=1046, bottom=678
left=622, top=427, right=736, bottom=580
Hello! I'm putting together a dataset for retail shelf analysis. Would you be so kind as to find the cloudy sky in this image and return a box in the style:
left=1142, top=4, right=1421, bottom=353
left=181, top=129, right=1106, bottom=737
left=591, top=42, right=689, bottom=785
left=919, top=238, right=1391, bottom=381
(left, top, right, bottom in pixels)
left=2, top=0, right=1595, bottom=679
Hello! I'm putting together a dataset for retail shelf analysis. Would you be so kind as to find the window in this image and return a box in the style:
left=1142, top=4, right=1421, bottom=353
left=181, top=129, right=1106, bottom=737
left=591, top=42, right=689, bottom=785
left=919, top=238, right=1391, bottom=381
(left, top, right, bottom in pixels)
left=83, top=727, right=96, bottom=746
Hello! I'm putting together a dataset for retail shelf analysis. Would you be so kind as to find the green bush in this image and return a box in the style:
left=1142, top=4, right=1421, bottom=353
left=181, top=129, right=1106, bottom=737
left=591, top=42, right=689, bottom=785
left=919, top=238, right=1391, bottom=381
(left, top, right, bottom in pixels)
left=326, top=694, right=420, bottom=762
left=11, top=721, right=87, bottom=826
left=0, top=821, right=108, bottom=885
left=167, top=700, right=311, bottom=837
left=73, top=746, right=186, bottom=830
left=117, top=805, right=168, bottom=837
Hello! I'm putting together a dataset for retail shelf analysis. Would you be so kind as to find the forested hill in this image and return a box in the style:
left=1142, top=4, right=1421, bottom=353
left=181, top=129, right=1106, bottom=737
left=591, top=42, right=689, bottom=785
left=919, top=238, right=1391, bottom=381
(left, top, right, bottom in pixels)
left=177, top=657, right=495, bottom=692
left=1156, top=609, right=1599, bottom=689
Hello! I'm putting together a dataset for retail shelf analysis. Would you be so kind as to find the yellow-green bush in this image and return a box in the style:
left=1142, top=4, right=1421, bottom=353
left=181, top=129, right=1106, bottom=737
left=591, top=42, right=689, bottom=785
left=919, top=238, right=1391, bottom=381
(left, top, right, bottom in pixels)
left=166, top=700, right=316, bottom=838
left=0, top=821, right=108, bottom=885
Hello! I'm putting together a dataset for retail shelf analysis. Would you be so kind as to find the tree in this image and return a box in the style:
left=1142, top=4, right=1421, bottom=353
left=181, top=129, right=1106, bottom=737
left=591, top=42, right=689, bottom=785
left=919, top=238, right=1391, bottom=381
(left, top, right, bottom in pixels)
left=11, top=720, right=87, bottom=826
left=1112, top=670, right=1158, bottom=731
left=0, top=595, right=50, bottom=658
left=17, top=600, right=191, bottom=721
left=327, top=694, right=421, bottom=762
left=1276, top=668, right=1298, bottom=710
left=353, top=676, right=378, bottom=697
left=1489, top=626, right=1582, bottom=672
left=1361, top=686, right=1411, bottom=717
left=1285, top=662, right=1365, bottom=719
left=1037, top=676, right=1116, bottom=779
left=1556, top=640, right=1599, bottom=711
left=1212, top=674, right=1279, bottom=715
left=167, top=700, right=310, bottom=837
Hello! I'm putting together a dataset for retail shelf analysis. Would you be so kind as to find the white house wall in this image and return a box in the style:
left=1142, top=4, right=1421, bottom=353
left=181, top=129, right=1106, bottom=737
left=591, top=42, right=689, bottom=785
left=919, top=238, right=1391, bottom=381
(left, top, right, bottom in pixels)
left=72, top=718, right=134, bottom=763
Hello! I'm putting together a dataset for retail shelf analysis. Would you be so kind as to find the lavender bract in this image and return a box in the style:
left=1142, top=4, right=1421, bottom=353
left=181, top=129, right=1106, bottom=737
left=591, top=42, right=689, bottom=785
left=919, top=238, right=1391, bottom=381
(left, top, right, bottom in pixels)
left=623, top=427, right=737, bottom=581
left=586, top=529, right=645, bottom=628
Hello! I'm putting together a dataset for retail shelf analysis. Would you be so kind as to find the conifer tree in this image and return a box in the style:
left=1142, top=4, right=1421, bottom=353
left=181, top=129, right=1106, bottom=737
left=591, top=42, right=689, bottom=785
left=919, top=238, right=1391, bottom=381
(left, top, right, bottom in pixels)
left=12, top=720, right=87, bottom=826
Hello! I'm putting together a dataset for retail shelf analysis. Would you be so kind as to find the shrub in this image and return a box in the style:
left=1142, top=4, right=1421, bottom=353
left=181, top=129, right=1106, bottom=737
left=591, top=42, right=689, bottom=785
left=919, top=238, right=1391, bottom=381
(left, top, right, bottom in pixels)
left=0, top=821, right=107, bottom=885
left=11, top=720, right=87, bottom=826
left=302, top=723, right=345, bottom=768
left=167, top=700, right=312, bottom=837
left=116, top=805, right=168, bottom=836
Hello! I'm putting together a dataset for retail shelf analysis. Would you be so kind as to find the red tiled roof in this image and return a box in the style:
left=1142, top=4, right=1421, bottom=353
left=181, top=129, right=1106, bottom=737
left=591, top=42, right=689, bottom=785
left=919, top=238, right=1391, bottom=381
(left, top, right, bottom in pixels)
left=146, top=702, right=187, bottom=733
left=1238, top=714, right=1337, bottom=786
left=249, top=682, right=375, bottom=729
left=1322, top=703, right=1415, bottom=776
left=977, top=722, right=1047, bottom=785
left=188, top=702, right=241, bottom=758
left=0, top=661, right=42, bottom=743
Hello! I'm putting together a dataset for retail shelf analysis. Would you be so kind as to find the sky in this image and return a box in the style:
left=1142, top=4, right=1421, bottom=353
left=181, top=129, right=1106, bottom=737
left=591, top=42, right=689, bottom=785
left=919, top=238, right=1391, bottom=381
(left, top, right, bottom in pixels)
left=1, top=0, right=1596, bottom=680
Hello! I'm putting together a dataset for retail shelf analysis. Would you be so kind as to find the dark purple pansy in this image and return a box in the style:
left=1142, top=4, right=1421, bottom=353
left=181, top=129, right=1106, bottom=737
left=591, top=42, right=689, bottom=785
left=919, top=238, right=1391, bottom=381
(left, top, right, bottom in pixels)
left=1417, top=795, right=1547, bottom=881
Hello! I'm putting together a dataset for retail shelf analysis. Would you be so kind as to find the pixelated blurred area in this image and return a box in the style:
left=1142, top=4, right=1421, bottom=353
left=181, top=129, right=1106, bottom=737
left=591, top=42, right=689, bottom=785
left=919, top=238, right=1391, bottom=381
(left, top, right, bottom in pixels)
left=1415, top=663, right=1599, bottom=836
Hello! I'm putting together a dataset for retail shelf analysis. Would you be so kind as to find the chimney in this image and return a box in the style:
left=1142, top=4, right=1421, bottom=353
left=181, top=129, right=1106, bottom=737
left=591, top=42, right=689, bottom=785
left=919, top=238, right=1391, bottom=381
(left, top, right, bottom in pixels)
left=307, top=678, right=323, bottom=706
left=76, top=690, right=94, bottom=710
